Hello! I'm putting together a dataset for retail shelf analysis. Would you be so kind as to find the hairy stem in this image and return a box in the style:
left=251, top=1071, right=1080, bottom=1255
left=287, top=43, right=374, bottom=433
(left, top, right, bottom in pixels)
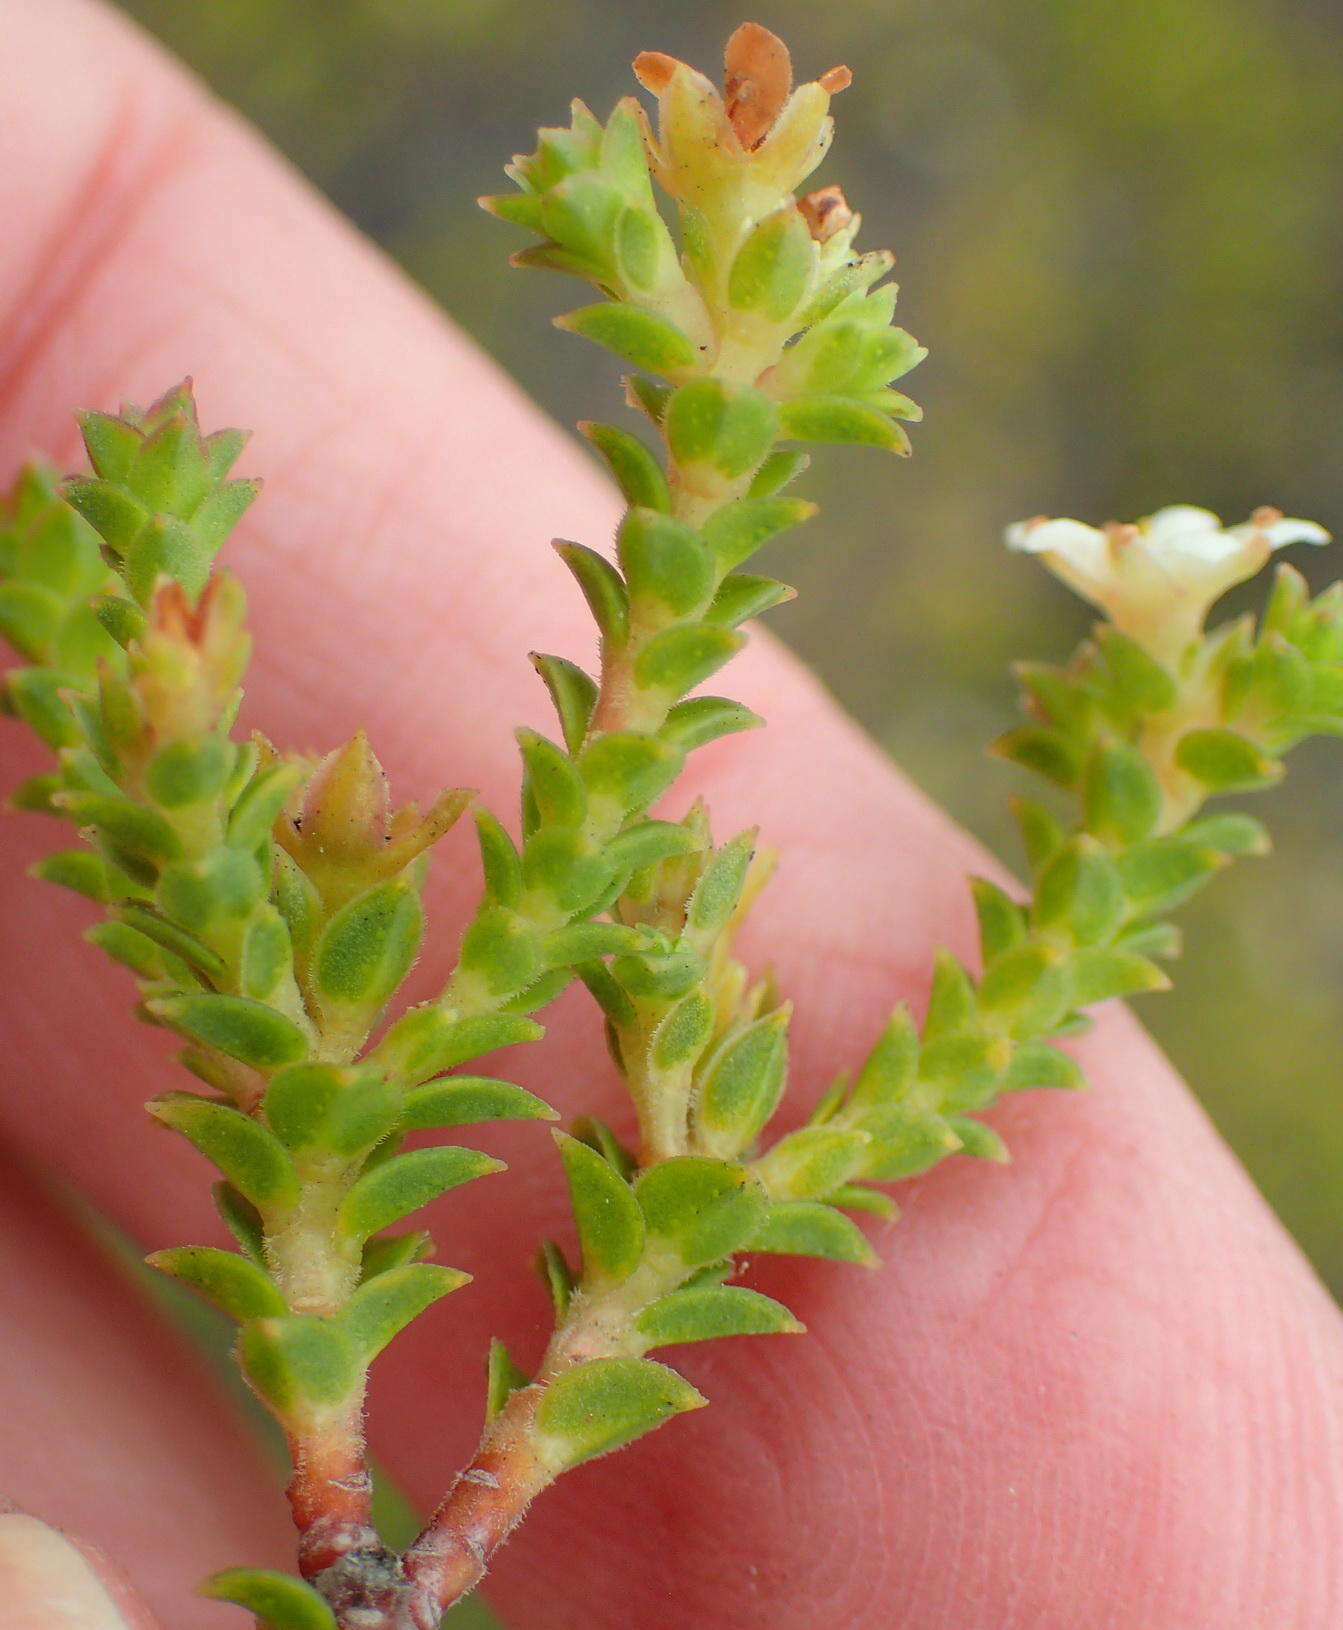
left=402, top=1250, right=685, bottom=1619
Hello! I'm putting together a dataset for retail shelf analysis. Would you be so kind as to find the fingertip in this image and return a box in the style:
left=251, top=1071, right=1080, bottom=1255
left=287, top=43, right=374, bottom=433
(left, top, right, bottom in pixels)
left=0, top=1512, right=157, bottom=1629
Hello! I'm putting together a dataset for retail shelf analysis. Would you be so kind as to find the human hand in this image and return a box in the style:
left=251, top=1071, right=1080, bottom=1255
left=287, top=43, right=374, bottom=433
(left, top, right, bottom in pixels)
left=2, top=4, right=1341, bottom=1626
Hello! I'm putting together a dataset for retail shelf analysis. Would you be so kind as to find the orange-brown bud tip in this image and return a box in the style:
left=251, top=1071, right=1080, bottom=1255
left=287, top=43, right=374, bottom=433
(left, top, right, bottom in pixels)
left=799, top=185, right=854, bottom=243
left=632, top=51, right=678, bottom=95
left=819, top=65, right=853, bottom=94
left=724, top=22, right=793, bottom=150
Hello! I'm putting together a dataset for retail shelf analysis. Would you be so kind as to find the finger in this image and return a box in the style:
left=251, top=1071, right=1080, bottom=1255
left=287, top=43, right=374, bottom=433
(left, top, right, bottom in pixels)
left=1, top=6, right=1341, bottom=1630
left=0, top=1152, right=290, bottom=1626
left=0, top=1513, right=156, bottom=1630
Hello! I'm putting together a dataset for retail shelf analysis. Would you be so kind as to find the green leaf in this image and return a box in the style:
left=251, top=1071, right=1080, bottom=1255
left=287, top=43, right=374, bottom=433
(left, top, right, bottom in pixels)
left=214, top=1181, right=267, bottom=1265
left=148, top=992, right=309, bottom=1071
left=828, top=1184, right=899, bottom=1220
left=155, top=848, right=266, bottom=934
left=200, top=1568, right=336, bottom=1630
left=637, top=1285, right=802, bottom=1348
left=1118, top=837, right=1227, bottom=917
left=1032, top=836, right=1126, bottom=946
left=77, top=410, right=140, bottom=482
left=556, top=303, right=697, bottom=375
left=747, top=449, right=811, bottom=497
left=522, top=826, right=614, bottom=916
left=457, top=906, right=541, bottom=998
left=264, top=1063, right=400, bottom=1158
left=1000, top=1040, right=1086, bottom=1093
left=311, top=880, right=424, bottom=1019
left=1011, top=795, right=1068, bottom=872
left=0, top=579, right=62, bottom=660
left=577, top=731, right=682, bottom=819
left=660, top=695, right=763, bottom=750
left=847, top=1006, right=919, bottom=1110
left=402, top=1076, right=556, bottom=1128
left=579, top=421, right=671, bottom=512
left=948, top=1116, right=1009, bottom=1163
left=610, top=939, right=701, bottom=999
left=993, top=725, right=1083, bottom=789
left=555, top=1131, right=645, bottom=1282
left=147, top=1245, right=286, bottom=1321
left=923, top=949, right=977, bottom=1039
left=970, top=878, right=1027, bottom=963
left=623, top=373, right=673, bottom=424
left=752, top=1126, right=873, bottom=1200
left=339, top=1146, right=505, bottom=1240
left=534, top=1357, right=705, bottom=1471
left=700, top=496, right=815, bottom=572
left=857, top=1103, right=961, bottom=1181
left=145, top=736, right=232, bottom=808
left=227, top=762, right=304, bottom=851
left=603, top=818, right=701, bottom=876
left=474, top=808, right=524, bottom=906
left=633, top=623, right=742, bottom=700
left=664, top=381, right=779, bottom=482
left=977, top=941, right=1072, bottom=1037
left=1082, top=742, right=1163, bottom=846
left=650, top=988, right=716, bottom=1072
left=30, top=848, right=126, bottom=904
left=571, top=1115, right=638, bottom=1180
left=85, top=919, right=178, bottom=979
left=1175, top=727, right=1283, bottom=792
left=752, top=1200, right=878, bottom=1266
left=537, top=1238, right=576, bottom=1318
left=1068, top=947, right=1170, bottom=1008
left=617, top=507, right=714, bottom=618
left=371, top=1009, right=543, bottom=1086
left=238, top=1316, right=362, bottom=1420
left=62, top=477, right=148, bottom=553
left=518, top=728, right=588, bottom=829
left=1180, top=811, right=1270, bottom=857
left=778, top=395, right=911, bottom=454
left=486, top=1337, right=531, bottom=1421
left=635, top=1157, right=766, bottom=1266
left=693, top=1007, right=790, bottom=1158
left=686, top=829, right=756, bottom=939
left=1096, top=626, right=1178, bottom=713
left=342, top=1262, right=470, bottom=1359
left=554, top=539, right=629, bottom=645
left=727, top=204, right=814, bottom=319
left=704, top=573, right=795, bottom=628
left=531, top=653, right=599, bottom=755
left=149, top=1093, right=298, bottom=1209
left=56, top=792, right=182, bottom=861
left=360, top=1230, right=433, bottom=1282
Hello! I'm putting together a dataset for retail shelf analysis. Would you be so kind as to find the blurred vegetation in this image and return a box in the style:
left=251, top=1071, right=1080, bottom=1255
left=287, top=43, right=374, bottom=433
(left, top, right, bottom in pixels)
left=118, top=0, right=1343, bottom=1338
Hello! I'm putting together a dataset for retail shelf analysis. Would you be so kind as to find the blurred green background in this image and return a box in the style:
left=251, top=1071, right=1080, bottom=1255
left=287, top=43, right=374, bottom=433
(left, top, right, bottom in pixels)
left=117, top=0, right=1343, bottom=1389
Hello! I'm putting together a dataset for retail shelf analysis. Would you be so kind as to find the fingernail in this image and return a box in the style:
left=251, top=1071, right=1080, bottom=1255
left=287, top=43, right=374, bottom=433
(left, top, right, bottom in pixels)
left=0, top=1512, right=133, bottom=1628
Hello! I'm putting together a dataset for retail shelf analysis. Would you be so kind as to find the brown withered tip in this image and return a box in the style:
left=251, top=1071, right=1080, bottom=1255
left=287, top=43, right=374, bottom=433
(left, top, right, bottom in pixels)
left=632, top=50, right=678, bottom=96
left=819, top=65, right=853, bottom=94
left=799, top=184, right=854, bottom=243
left=724, top=22, right=793, bottom=149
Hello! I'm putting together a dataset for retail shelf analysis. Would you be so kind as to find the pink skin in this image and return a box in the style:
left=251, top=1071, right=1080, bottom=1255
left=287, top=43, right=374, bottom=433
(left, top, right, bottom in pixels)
left=2, top=3, right=1342, bottom=1626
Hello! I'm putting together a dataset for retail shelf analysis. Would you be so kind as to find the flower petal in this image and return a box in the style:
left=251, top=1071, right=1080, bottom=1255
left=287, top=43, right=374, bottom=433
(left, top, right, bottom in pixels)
left=1005, top=517, right=1106, bottom=561
left=1244, top=516, right=1332, bottom=550
left=1143, top=505, right=1222, bottom=546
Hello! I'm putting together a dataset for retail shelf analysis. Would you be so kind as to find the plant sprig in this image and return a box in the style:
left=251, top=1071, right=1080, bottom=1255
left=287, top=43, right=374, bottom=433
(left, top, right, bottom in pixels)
left=0, top=21, right=1336, bottom=1630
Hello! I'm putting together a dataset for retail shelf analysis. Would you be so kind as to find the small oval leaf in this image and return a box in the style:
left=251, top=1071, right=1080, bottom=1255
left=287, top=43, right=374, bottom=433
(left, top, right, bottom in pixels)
left=636, top=1285, right=802, bottom=1348
left=338, top=1146, right=505, bottom=1240
left=534, top=1356, right=705, bottom=1471
left=556, top=1131, right=646, bottom=1283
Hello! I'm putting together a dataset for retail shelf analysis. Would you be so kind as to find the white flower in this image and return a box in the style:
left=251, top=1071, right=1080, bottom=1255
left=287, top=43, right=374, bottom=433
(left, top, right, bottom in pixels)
left=1006, top=505, right=1331, bottom=654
